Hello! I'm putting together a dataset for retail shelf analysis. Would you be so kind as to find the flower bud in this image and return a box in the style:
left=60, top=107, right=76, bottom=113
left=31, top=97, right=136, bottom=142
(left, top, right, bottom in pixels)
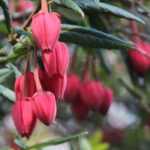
left=32, top=91, right=57, bottom=125
left=31, top=12, right=61, bottom=51
left=12, top=98, right=36, bottom=137
left=42, top=42, right=70, bottom=77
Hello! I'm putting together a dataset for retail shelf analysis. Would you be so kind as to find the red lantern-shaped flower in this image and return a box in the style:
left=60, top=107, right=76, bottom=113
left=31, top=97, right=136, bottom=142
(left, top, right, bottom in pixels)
left=42, top=42, right=70, bottom=77
left=12, top=72, right=36, bottom=137
left=15, top=72, right=36, bottom=100
left=64, top=74, right=80, bottom=103
left=31, top=12, right=61, bottom=51
left=12, top=97, right=36, bottom=138
left=79, top=80, right=113, bottom=114
left=79, top=80, right=104, bottom=109
left=38, top=68, right=67, bottom=99
left=32, top=91, right=57, bottom=125
left=99, top=88, right=113, bottom=115
left=128, top=41, right=150, bottom=75
left=47, top=74, right=67, bottom=100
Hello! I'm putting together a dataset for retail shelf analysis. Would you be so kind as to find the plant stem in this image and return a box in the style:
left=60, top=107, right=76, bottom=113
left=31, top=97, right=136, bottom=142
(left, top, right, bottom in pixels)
left=26, top=132, right=88, bottom=150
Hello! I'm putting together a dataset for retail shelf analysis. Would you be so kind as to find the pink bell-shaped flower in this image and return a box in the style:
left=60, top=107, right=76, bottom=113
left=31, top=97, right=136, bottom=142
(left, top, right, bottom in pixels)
left=42, top=42, right=70, bottom=77
left=129, top=21, right=150, bottom=75
left=12, top=97, right=36, bottom=138
left=38, top=68, right=67, bottom=99
left=47, top=74, right=67, bottom=100
left=32, top=91, right=57, bottom=125
left=15, top=72, right=36, bottom=100
left=79, top=80, right=104, bottom=109
left=99, top=88, right=113, bottom=115
left=12, top=72, right=36, bottom=137
left=79, top=80, right=113, bottom=114
left=64, top=74, right=80, bottom=103
left=31, top=12, right=61, bottom=51
left=128, top=40, right=150, bottom=75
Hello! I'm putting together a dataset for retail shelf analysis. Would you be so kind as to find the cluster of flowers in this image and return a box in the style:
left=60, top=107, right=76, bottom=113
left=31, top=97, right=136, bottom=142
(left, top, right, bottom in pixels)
left=64, top=73, right=113, bottom=120
left=12, top=0, right=69, bottom=137
left=128, top=21, right=150, bottom=75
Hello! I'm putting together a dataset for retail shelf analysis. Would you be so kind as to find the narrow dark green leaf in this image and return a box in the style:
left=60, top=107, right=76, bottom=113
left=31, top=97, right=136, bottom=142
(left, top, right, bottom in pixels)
left=54, top=0, right=84, bottom=18
left=0, top=0, right=11, bottom=32
left=96, top=50, right=112, bottom=74
left=99, top=2, right=144, bottom=24
left=75, top=0, right=144, bottom=24
left=118, top=78, right=142, bottom=99
left=7, top=64, right=21, bottom=77
left=0, top=68, right=11, bottom=76
left=61, top=24, right=133, bottom=49
left=0, top=69, right=13, bottom=84
left=54, top=6, right=83, bottom=22
left=0, top=85, right=15, bottom=102
left=27, top=132, right=88, bottom=149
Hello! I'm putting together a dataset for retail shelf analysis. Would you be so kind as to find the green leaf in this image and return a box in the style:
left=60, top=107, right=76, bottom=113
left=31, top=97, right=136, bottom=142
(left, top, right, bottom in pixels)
left=79, top=138, right=92, bottom=150
left=0, top=0, right=11, bottom=32
left=61, top=24, right=133, bottom=49
left=98, top=2, right=144, bottom=24
left=14, top=138, right=28, bottom=150
left=54, top=0, right=84, bottom=18
left=96, top=49, right=112, bottom=74
left=54, top=0, right=84, bottom=22
left=0, top=36, right=33, bottom=64
left=54, top=6, right=83, bottom=22
left=0, top=21, right=9, bottom=35
left=75, top=0, right=144, bottom=24
left=0, top=85, right=15, bottom=102
left=7, top=64, right=21, bottom=77
left=89, top=132, right=109, bottom=150
left=0, top=68, right=11, bottom=76
left=0, top=70, right=14, bottom=84
left=26, top=132, right=88, bottom=150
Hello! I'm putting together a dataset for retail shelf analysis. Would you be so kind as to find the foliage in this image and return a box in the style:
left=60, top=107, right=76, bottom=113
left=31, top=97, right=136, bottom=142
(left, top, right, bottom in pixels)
left=0, top=0, right=150, bottom=150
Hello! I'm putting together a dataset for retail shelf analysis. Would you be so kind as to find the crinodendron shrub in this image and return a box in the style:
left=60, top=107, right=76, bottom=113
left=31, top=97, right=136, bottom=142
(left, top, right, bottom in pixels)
left=0, top=0, right=150, bottom=150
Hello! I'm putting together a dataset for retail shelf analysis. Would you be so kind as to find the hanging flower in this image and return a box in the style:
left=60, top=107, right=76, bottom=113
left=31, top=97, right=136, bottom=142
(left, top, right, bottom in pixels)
left=64, top=74, right=80, bottom=103
left=42, top=42, right=70, bottom=77
left=12, top=97, right=36, bottom=138
left=128, top=40, right=150, bottom=75
left=32, top=91, right=57, bottom=125
left=38, top=68, right=67, bottom=99
left=32, top=68, right=57, bottom=125
left=12, top=72, right=36, bottom=138
left=31, top=0, right=61, bottom=51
